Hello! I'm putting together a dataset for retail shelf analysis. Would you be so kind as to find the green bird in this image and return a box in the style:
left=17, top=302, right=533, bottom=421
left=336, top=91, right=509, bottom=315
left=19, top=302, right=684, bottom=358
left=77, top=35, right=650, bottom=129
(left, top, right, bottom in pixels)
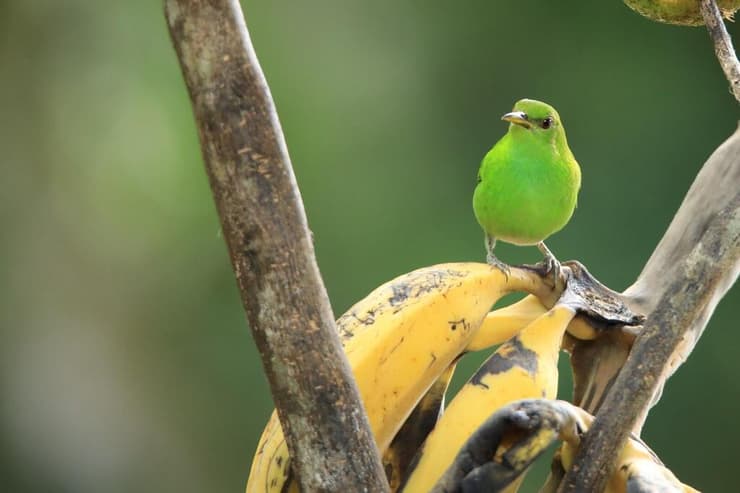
left=473, top=99, right=581, bottom=275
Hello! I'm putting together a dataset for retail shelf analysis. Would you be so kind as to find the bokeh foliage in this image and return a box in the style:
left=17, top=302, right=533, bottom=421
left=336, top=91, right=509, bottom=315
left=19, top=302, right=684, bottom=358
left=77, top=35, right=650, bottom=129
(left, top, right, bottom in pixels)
left=1, top=1, right=737, bottom=491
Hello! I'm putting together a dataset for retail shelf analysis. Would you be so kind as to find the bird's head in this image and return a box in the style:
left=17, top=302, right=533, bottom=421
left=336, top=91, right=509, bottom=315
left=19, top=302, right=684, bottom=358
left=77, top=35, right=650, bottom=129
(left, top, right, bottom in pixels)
left=501, top=99, right=566, bottom=146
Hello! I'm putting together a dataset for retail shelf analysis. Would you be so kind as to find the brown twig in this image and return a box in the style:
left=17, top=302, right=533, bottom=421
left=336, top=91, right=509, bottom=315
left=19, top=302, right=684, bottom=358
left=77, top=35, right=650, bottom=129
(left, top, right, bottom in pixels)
left=164, top=1, right=387, bottom=491
left=559, top=127, right=740, bottom=492
left=700, top=0, right=740, bottom=103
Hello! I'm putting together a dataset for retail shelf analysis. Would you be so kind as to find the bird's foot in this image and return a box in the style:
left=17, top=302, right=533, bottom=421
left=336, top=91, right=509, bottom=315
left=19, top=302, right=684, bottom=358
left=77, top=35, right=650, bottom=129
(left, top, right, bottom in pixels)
left=486, top=251, right=511, bottom=280
left=536, top=242, right=562, bottom=285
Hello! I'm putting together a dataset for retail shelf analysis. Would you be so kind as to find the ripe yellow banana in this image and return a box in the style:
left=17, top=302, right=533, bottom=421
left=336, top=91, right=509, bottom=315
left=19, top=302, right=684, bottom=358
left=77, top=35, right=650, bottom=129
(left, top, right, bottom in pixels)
left=399, top=304, right=577, bottom=493
left=468, top=294, right=598, bottom=353
left=466, top=294, right=548, bottom=351
left=246, top=262, right=554, bottom=493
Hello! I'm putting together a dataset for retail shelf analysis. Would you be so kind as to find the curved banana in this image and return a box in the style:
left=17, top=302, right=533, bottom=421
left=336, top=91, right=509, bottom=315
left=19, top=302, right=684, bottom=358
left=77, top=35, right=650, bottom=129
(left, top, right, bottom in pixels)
left=246, top=262, right=553, bottom=493
left=399, top=304, right=577, bottom=493
left=468, top=294, right=599, bottom=353
left=466, top=294, right=548, bottom=351
left=428, top=399, right=583, bottom=493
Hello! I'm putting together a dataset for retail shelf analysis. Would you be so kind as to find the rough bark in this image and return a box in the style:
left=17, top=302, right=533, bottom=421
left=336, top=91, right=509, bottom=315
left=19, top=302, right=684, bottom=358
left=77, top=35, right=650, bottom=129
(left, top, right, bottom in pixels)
left=559, top=126, right=740, bottom=492
left=701, top=0, right=740, bottom=103
left=164, top=1, right=387, bottom=491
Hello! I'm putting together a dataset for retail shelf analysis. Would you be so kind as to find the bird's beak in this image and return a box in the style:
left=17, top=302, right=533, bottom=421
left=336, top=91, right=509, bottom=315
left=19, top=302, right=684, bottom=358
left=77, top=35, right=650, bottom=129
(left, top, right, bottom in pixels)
left=501, top=111, right=532, bottom=129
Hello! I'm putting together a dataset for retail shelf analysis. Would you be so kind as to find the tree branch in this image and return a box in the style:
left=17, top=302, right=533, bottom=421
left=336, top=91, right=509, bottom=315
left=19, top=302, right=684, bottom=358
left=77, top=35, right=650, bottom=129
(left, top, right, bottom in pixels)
left=164, top=1, right=387, bottom=491
left=700, top=0, right=740, bottom=103
left=559, top=127, right=740, bottom=492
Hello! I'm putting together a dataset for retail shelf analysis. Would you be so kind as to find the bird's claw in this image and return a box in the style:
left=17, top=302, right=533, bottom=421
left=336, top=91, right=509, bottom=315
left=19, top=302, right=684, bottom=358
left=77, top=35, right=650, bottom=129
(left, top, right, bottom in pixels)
left=486, top=252, right=511, bottom=280
left=542, top=257, right=561, bottom=285
left=536, top=242, right=562, bottom=287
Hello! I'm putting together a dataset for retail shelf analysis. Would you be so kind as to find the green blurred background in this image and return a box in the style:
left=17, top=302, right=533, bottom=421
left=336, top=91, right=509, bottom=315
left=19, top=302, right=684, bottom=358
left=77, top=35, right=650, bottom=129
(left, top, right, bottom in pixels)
left=1, top=0, right=738, bottom=491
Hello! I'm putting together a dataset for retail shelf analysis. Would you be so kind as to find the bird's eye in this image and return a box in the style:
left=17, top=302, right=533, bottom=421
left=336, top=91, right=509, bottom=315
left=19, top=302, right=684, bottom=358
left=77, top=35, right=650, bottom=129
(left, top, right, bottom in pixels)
left=541, top=117, right=553, bottom=129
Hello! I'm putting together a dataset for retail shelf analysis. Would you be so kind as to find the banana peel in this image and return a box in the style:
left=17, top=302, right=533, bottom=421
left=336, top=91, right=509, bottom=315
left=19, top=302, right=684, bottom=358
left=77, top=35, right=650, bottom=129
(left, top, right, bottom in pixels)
left=429, top=399, right=698, bottom=493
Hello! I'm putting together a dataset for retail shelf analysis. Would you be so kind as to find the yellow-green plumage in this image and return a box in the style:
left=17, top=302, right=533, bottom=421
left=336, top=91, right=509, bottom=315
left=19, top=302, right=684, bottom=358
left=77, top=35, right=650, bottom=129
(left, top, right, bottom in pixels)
left=473, top=99, right=581, bottom=262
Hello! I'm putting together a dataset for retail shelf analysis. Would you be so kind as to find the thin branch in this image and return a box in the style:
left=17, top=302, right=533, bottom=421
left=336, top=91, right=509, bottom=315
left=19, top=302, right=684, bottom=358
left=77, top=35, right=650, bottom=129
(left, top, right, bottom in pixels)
left=164, top=1, right=387, bottom=491
left=559, top=127, right=740, bottom=492
left=701, top=0, right=740, bottom=103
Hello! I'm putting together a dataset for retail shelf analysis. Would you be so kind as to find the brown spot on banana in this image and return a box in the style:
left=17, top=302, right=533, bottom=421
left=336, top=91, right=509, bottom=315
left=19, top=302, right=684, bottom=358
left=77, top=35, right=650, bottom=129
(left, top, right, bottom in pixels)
left=471, top=338, right=539, bottom=389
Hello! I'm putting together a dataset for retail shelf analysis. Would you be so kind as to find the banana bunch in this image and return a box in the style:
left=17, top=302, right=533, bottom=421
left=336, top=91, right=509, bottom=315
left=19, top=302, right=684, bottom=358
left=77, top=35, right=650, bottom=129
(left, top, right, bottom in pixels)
left=246, top=262, right=556, bottom=492
left=246, top=261, right=695, bottom=492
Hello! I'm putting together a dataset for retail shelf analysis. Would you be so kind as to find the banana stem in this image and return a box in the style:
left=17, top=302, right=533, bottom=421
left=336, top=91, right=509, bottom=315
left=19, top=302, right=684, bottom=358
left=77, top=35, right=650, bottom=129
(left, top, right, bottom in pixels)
left=700, top=0, right=740, bottom=103
left=504, top=264, right=566, bottom=307
left=165, top=1, right=388, bottom=491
